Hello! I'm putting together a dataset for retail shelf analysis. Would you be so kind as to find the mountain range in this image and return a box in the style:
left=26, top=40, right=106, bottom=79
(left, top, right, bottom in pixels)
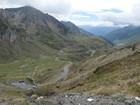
left=0, top=6, right=140, bottom=104
left=0, top=6, right=112, bottom=62
left=79, top=26, right=119, bottom=36
left=104, top=25, right=140, bottom=47
left=80, top=25, right=140, bottom=47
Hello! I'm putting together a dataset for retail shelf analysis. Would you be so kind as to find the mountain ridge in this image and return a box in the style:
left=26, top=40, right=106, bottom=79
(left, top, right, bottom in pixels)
left=79, top=25, right=120, bottom=36
left=0, top=6, right=112, bottom=62
left=104, top=25, right=140, bottom=47
left=61, top=21, right=92, bottom=35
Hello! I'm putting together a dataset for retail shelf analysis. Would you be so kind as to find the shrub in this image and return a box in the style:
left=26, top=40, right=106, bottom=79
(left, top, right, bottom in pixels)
left=26, top=85, right=56, bottom=96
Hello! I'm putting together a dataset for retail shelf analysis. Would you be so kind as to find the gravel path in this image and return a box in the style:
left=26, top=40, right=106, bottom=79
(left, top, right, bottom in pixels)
left=46, top=62, right=72, bottom=85
left=61, top=62, right=72, bottom=79
left=90, top=50, right=96, bottom=57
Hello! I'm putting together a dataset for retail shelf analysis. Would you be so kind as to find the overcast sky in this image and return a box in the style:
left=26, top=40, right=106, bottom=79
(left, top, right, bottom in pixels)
left=0, top=0, right=140, bottom=27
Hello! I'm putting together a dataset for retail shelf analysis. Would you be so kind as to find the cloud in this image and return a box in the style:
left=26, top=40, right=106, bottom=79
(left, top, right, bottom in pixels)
left=34, top=0, right=72, bottom=14
left=0, top=0, right=72, bottom=14
left=96, top=0, right=140, bottom=26
left=0, top=0, right=137, bottom=14
left=68, top=20, right=115, bottom=27
left=0, top=0, right=140, bottom=27
left=70, top=0, right=135, bottom=13
left=70, top=14, right=90, bottom=19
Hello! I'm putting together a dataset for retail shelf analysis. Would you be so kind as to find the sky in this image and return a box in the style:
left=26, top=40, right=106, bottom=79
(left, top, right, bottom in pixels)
left=0, top=0, right=140, bottom=27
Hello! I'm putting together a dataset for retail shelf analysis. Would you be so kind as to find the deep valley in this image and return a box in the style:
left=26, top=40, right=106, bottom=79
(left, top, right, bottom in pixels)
left=0, top=6, right=140, bottom=105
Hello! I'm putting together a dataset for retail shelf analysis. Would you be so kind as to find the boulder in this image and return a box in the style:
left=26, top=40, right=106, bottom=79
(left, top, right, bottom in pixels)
left=31, top=94, right=38, bottom=99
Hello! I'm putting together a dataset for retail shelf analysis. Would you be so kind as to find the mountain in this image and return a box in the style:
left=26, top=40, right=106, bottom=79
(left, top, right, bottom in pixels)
left=105, top=25, right=140, bottom=47
left=79, top=26, right=119, bottom=36
left=61, top=21, right=91, bottom=35
left=1, top=6, right=140, bottom=103
left=0, top=6, right=112, bottom=62
left=0, top=6, right=113, bottom=99
left=61, top=21, right=114, bottom=46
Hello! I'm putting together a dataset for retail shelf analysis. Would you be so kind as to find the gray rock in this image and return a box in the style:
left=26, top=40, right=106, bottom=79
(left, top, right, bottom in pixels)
left=28, top=93, right=140, bottom=105
left=31, top=94, right=38, bottom=99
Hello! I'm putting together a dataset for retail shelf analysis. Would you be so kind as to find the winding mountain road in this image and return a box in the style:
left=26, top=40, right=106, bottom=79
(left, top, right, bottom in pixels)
left=45, top=62, right=72, bottom=85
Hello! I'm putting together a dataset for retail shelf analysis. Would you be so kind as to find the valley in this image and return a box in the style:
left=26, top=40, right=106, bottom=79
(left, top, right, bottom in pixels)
left=0, top=6, right=140, bottom=105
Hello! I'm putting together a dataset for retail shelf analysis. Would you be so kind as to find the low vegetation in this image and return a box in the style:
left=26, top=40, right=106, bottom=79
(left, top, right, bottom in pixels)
left=59, top=49, right=140, bottom=96
left=0, top=56, right=65, bottom=96
left=27, top=85, right=56, bottom=96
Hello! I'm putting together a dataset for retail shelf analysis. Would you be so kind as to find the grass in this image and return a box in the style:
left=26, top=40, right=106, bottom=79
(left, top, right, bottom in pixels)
left=0, top=40, right=139, bottom=98
left=0, top=56, right=66, bottom=96
left=59, top=51, right=140, bottom=96
left=0, top=56, right=64, bottom=79
left=0, top=43, right=101, bottom=97
left=0, top=96, right=29, bottom=105
left=10, top=98, right=29, bottom=105
left=129, top=85, right=140, bottom=96
left=33, top=57, right=66, bottom=84
left=1, top=87, right=25, bottom=96
left=86, top=86, right=122, bottom=96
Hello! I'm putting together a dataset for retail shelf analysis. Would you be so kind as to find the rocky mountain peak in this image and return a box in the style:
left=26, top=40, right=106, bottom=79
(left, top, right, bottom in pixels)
left=61, top=21, right=91, bottom=35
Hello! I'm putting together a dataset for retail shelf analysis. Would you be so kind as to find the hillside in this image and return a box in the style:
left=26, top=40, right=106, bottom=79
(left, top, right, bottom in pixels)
left=57, top=42, right=140, bottom=96
left=104, top=25, right=140, bottom=47
left=0, top=6, right=112, bottom=62
left=0, top=6, right=113, bottom=100
left=1, top=6, right=140, bottom=105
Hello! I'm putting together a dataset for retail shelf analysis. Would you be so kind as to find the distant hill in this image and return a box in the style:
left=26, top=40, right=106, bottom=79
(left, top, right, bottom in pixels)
left=79, top=26, right=119, bottom=36
left=104, top=25, right=140, bottom=47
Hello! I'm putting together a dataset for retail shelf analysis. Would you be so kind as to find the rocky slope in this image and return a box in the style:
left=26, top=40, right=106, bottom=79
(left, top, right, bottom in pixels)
left=1, top=93, right=140, bottom=105
left=61, top=21, right=91, bottom=35
left=0, top=6, right=112, bottom=62
left=30, top=93, right=140, bottom=105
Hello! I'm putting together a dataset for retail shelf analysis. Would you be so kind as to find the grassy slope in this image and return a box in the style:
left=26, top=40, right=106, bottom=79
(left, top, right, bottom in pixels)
left=105, top=26, right=140, bottom=47
left=114, top=35, right=140, bottom=47
left=0, top=7, right=114, bottom=104
left=58, top=44, right=140, bottom=96
left=0, top=56, right=66, bottom=96
left=0, top=6, right=112, bottom=63
left=0, top=41, right=140, bottom=104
